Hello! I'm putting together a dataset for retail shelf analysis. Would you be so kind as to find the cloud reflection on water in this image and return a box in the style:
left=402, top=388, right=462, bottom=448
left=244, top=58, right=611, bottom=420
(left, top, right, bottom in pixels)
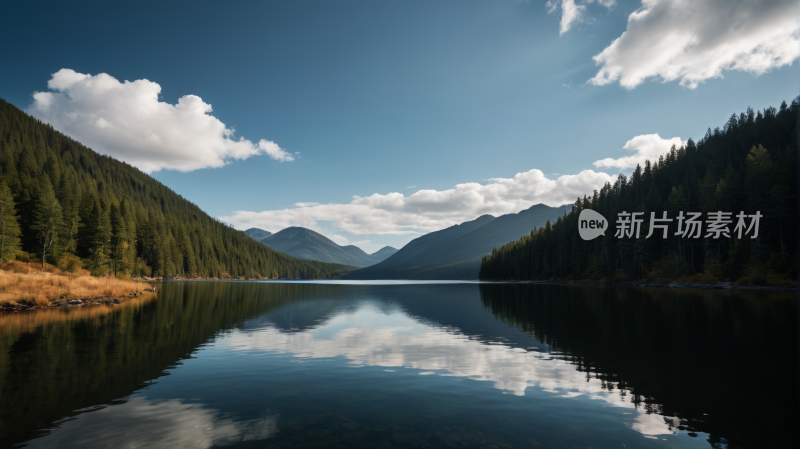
left=220, top=304, right=684, bottom=437
left=22, top=396, right=278, bottom=449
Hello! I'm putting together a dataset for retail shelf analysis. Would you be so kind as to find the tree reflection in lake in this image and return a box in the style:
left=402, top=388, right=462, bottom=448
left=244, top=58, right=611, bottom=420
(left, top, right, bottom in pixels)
left=478, top=284, right=798, bottom=449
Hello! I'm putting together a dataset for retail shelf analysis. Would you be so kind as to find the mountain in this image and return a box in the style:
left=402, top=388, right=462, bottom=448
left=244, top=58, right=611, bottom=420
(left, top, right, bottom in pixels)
left=344, top=203, right=571, bottom=280
left=244, top=228, right=272, bottom=241
left=480, top=100, right=798, bottom=284
left=371, top=246, right=399, bottom=260
left=260, top=227, right=398, bottom=266
left=0, top=99, right=353, bottom=279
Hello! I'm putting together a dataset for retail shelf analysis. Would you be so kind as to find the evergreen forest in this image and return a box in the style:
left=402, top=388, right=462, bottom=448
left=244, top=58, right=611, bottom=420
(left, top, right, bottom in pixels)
left=480, top=99, right=798, bottom=285
left=0, top=99, right=353, bottom=279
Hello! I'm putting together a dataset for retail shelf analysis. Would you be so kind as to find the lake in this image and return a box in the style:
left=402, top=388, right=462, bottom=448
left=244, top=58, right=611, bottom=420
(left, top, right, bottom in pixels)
left=0, top=281, right=796, bottom=448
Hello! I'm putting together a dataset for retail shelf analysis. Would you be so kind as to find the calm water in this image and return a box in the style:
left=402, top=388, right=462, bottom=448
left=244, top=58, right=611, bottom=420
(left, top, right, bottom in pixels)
left=0, top=282, right=797, bottom=449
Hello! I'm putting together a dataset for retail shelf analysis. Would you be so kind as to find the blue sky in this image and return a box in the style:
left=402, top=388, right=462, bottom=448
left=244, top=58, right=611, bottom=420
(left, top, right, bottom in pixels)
left=1, top=0, right=797, bottom=252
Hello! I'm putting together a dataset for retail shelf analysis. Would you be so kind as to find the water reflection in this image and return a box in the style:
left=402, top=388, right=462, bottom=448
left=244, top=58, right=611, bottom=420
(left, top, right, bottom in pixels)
left=478, top=284, right=798, bottom=449
left=22, top=397, right=278, bottom=449
left=0, top=282, right=796, bottom=449
left=223, top=304, right=687, bottom=437
left=0, top=283, right=300, bottom=447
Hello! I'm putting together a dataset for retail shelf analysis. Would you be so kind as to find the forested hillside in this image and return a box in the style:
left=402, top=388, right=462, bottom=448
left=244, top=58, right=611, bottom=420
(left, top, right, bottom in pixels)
left=480, top=99, right=798, bottom=285
left=0, top=99, right=353, bottom=279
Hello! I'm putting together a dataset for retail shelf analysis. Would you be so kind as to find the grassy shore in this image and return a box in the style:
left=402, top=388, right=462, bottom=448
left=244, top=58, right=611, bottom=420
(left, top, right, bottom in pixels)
left=0, top=262, right=155, bottom=311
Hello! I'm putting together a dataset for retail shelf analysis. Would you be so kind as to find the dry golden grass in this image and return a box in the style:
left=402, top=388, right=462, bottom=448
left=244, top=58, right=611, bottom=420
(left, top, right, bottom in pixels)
left=0, top=293, right=156, bottom=336
left=0, top=261, right=149, bottom=307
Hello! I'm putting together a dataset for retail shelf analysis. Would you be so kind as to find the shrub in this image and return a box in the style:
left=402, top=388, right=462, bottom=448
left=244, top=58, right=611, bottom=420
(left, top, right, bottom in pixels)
left=3, top=261, right=31, bottom=274
left=737, top=257, right=768, bottom=285
left=58, top=253, right=83, bottom=273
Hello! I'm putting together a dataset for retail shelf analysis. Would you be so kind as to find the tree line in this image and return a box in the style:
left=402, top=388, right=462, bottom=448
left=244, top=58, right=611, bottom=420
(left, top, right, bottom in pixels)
left=479, top=283, right=797, bottom=447
left=480, top=99, right=798, bottom=285
left=0, top=99, right=353, bottom=279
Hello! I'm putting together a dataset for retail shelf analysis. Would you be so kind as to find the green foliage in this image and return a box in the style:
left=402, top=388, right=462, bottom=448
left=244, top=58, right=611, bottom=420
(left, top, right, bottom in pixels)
left=57, top=253, right=82, bottom=272
left=0, top=181, right=20, bottom=262
left=32, top=177, right=63, bottom=267
left=480, top=100, right=799, bottom=284
left=0, top=99, right=353, bottom=279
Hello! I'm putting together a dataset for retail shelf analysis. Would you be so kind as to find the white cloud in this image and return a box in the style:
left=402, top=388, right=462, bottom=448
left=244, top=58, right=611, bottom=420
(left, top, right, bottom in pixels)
left=593, top=133, right=685, bottom=170
left=547, top=0, right=586, bottom=34
left=220, top=168, right=613, bottom=236
left=589, top=0, right=800, bottom=89
left=258, top=140, right=294, bottom=163
left=223, top=132, right=689, bottom=238
left=559, top=0, right=586, bottom=34
left=589, top=0, right=617, bottom=7
left=329, top=234, right=350, bottom=246
left=28, top=69, right=293, bottom=172
left=547, top=0, right=615, bottom=34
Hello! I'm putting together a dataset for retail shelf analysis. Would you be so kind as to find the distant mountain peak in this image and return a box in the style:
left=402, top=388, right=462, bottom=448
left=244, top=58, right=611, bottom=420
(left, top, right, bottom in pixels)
left=244, top=228, right=272, bottom=241
left=259, top=227, right=399, bottom=267
left=372, top=246, right=398, bottom=257
left=344, top=203, right=571, bottom=280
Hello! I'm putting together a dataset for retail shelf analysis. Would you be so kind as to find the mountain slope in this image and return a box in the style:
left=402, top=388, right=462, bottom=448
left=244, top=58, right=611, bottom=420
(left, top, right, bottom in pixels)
left=0, top=99, right=352, bottom=279
left=371, top=246, right=398, bottom=261
left=261, top=227, right=397, bottom=266
left=345, top=203, right=570, bottom=280
left=244, top=228, right=272, bottom=241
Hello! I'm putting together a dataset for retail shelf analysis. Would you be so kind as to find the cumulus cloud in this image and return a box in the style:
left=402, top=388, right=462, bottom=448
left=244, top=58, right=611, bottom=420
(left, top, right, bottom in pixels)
left=547, top=0, right=615, bottom=34
left=223, top=132, right=689, bottom=238
left=28, top=69, right=293, bottom=172
left=593, top=133, right=685, bottom=170
left=220, top=168, right=613, bottom=236
left=590, top=0, right=800, bottom=89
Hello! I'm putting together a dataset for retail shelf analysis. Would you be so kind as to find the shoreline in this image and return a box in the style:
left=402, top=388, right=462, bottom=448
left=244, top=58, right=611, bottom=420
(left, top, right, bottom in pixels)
left=0, top=288, right=158, bottom=313
left=144, top=276, right=798, bottom=292
left=0, top=261, right=159, bottom=314
left=480, top=279, right=798, bottom=292
left=3, top=273, right=792, bottom=316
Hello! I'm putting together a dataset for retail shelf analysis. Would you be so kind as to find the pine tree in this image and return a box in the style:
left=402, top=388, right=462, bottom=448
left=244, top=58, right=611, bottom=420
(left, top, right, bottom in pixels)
left=0, top=181, right=21, bottom=262
left=110, top=203, right=127, bottom=277
left=33, top=178, right=63, bottom=267
left=85, top=199, right=111, bottom=275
